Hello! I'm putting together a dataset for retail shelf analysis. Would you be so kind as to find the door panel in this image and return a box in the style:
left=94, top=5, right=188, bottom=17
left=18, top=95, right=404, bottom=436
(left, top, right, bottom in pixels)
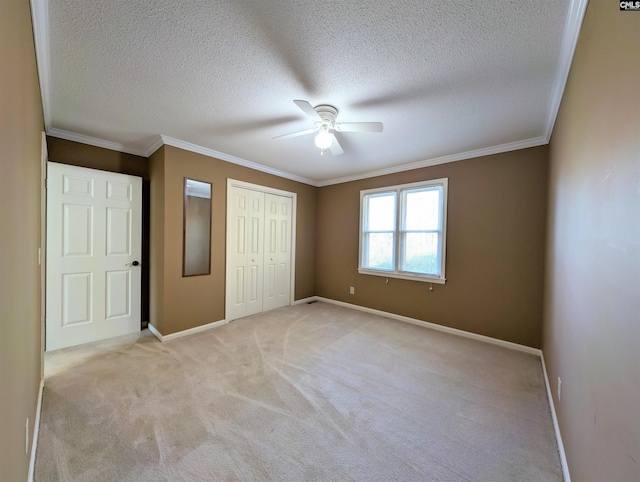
left=63, top=174, right=93, bottom=196
left=106, top=270, right=130, bottom=319
left=62, top=272, right=92, bottom=325
left=278, top=263, right=288, bottom=297
left=263, top=197, right=278, bottom=310
left=227, top=187, right=263, bottom=320
left=63, top=204, right=93, bottom=256
left=107, top=180, right=132, bottom=200
left=46, top=162, right=142, bottom=351
left=228, top=189, right=249, bottom=319
left=106, top=208, right=131, bottom=255
left=263, top=194, right=292, bottom=312
left=265, top=263, right=276, bottom=299
left=235, top=267, right=245, bottom=304
left=236, top=218, right=245, bottom=254
left=245, top=190, right=264, bottom=316
left=249, top=266, right=259, bottom=302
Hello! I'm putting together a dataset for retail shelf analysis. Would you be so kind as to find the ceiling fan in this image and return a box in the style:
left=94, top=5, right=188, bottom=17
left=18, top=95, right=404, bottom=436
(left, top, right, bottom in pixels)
left=273, top=100, right=383, bottom=155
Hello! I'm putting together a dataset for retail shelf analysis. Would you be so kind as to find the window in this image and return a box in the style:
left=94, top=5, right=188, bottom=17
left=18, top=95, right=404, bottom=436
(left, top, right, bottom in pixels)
left=359, top=178, right=448, bottom=283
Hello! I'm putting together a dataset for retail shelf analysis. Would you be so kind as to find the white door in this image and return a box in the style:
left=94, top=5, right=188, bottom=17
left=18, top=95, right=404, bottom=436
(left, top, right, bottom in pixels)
left=46, top=162, right=142, bottom=351
left=263, top=194, right=292, bottom=312
left=226, top=186, right=264, bottom=321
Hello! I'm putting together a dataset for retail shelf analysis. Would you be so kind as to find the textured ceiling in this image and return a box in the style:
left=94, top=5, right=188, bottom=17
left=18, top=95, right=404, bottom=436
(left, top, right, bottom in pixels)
left=34, top=0, right=586, bottom=185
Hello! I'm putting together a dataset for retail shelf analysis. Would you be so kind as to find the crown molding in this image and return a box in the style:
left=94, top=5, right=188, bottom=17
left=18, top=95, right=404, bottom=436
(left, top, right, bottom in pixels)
left=30, top=0, right=52, bottom=130
left=44, top=131, right=549, bottom=189
left=143, top=136, right=165, bottom=157
left=160, top=135, right=318, bottom=186
left=47, top=128, right=149, bottom=157
left=543, top=0, right=589, bottom=141
left=317, top=136, right=548, bottom=187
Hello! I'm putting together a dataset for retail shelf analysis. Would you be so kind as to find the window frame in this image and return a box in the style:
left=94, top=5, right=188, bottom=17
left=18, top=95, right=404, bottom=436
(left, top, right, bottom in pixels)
left=358, top=178, right=448, bottom=284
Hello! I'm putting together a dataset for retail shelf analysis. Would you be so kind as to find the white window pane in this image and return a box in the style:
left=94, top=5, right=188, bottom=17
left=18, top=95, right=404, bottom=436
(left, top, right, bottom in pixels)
left=364, top=233, right=394, bottom=270
left=360, top=178, right=447, bottom=282
left=405, top=188, right=440, bottom=231
left=367, top=193, right=396, bottom=231
left=402, top=233, right=439, bottom=275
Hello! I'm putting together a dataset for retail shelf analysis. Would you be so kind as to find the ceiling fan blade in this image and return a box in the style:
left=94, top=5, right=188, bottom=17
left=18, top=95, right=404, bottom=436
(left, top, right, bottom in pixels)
left=329, top=134, right=343, bottom=156
left=273, top=127, right=317, bottom=140
left=293, top=100, right=322, bottom=122
left=334, top=122, right=383, bottom=133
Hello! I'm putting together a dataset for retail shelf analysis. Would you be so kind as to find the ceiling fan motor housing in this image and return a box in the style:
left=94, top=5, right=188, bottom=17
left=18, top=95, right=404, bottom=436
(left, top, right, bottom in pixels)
left=314, top=105, right=338, bottom=128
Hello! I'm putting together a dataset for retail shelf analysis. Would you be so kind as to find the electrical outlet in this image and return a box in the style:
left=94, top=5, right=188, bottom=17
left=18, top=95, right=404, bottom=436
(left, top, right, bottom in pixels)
left=557, top=377, right=562, bottom=402
left=25, top=418, right=29, bottom=454
left=349, top=286, right=355, bottom=295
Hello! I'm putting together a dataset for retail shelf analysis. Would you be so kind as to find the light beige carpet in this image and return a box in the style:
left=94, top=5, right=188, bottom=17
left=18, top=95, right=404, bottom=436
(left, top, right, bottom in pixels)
left=35, top=302, right=562, bottom=481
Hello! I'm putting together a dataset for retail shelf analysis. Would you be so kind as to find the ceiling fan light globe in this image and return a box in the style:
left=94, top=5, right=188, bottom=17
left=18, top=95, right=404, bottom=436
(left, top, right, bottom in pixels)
left=315, top=131, right=333, bottom=149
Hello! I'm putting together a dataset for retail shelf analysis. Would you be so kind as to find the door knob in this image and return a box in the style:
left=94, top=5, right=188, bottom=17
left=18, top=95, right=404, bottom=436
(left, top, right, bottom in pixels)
left=131, top=260, right=140, bottom=266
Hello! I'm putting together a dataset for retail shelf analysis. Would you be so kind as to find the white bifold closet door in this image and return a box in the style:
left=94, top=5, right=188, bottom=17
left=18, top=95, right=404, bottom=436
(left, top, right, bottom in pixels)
left=227, top=187, right=265, bottom=320
left=226, top=184, right=292, bottom=321
left=263, top=193, right=293, bottom=312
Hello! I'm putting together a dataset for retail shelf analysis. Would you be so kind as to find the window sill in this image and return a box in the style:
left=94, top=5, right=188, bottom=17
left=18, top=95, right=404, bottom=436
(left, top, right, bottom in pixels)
left=357, top=268, right=446, bottom=284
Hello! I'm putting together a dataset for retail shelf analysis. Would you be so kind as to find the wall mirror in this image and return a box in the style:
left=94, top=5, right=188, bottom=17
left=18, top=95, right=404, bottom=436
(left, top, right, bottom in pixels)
left=183, top=178, right=212, bottom=276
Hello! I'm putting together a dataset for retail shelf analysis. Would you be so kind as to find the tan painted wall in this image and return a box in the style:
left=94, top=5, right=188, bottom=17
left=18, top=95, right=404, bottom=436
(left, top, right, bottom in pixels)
left=317, top=146, right=549, bottom=348
left=543, top=2, right=640, bottom=480
left=0, top=0, right=45, bottom=479
left=47, top=136, right=149, bottom=179
left=149, top=145, right=316, bottom=335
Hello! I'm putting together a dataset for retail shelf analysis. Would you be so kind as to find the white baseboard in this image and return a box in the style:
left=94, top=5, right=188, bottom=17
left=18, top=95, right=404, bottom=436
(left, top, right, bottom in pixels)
left=292, top=296, right=318, bottom=306
left=541, top=352, right=571, bottom=481
left=314, top=297, right=542, bottom=356
left=147, top=319, right=228, bottom=342
left=147, top=323, right=163, bottom=341
left=28, top=377, right=45, bottom=482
